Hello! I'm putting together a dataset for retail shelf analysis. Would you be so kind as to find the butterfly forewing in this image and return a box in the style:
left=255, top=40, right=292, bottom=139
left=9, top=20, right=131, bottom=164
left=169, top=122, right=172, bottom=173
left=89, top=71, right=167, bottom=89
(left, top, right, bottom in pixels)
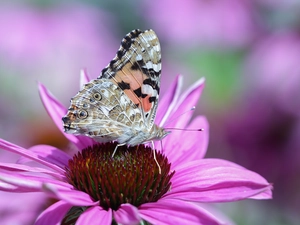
left=99, top=29, right=161, bottom=129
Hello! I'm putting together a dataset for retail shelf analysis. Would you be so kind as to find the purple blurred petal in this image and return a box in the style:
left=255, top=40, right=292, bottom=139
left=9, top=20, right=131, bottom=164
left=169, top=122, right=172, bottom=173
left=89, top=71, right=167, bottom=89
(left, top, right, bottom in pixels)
left=168, top=116, right=209, bottom=167
left=0, top=139, right=65, bottom=174
left=156, top=75, right=182, bottom=126
left=38, top=82, right=94, bottom=149
left=166, top=159, right=272, bottom=202
left=77, top=207, right=112, bottom=225
left=35, top=201, right=72, bottom=225
left=144, top=0, right=254, bottom=47
left=114, top=204, right=141, bottom=225
left=139, top=198, right=224, bottom=225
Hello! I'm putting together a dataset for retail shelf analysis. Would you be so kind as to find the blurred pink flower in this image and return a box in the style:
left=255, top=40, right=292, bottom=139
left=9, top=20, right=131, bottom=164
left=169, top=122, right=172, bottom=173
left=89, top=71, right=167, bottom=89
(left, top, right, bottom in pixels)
left=224, top=32, right=300, bottom=214
left=142, top=0, right=256, bottom=48
left=0, top=4, right=115, bottom=75
left=0, top=72, right=272, bottom=224
left=244, top=32, right=300, bottom=115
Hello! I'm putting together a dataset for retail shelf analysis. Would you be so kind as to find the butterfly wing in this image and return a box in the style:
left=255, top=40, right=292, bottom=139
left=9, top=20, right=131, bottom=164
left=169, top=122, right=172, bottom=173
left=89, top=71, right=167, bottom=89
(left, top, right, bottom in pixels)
left=99, top=29, right=161, bottom=130
left=63, top=29, right=162, bottom=145
left=63, top=79, right=143, bottom=143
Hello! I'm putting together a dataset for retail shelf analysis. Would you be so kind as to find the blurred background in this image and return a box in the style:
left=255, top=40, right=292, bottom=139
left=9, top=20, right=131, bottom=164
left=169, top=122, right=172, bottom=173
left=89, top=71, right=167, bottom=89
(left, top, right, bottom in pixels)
left=0, top=0, right=299, bottom=224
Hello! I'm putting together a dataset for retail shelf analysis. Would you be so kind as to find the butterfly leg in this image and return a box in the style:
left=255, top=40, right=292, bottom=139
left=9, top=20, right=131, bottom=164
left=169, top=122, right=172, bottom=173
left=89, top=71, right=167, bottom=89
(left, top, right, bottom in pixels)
left=112, top=143, right=126, bottom=158
left=151, top=141, right=162, bottom=174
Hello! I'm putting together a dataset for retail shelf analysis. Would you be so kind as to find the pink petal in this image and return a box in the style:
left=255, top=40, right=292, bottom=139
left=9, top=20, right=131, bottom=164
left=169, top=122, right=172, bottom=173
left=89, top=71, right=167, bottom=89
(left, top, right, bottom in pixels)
left=114, top=204, right=141, bottom=225
left=139, top=198, right=224, bottom=225
left=162, top=78, right=205, bottom=150
left=156, top=75, right=182, bottom=127
left=0, top=162, right=64, bottom=180
left=167, top=77, right=205, bottom=129
left=0, top=171, right=46, bottom=192
left=38, top=82, right=94, bottom=149
left=35, top=201, right=72, bottom=225
left=18, top=144, right=71, bottom=169
left=42, top=183, right=97, bottom=206
left=0, top=180, right=25, bottom=192
left=165, top=116, right=209, bottom=164
left=77, top=206, right=112, bottom=225
left=0, top=171, right=96, bottom=204
left=79, top=69, right=91, bottom=88
left=166, top=158, right=272, bottom=202
left=0, top=139, right=65, bottom=174
left=0, top=170, right=74, bottom=193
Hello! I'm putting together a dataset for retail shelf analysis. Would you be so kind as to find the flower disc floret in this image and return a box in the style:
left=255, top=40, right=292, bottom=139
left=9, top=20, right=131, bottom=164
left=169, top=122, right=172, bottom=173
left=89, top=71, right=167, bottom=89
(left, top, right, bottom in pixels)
left=65, top=142, right=175, bottom=210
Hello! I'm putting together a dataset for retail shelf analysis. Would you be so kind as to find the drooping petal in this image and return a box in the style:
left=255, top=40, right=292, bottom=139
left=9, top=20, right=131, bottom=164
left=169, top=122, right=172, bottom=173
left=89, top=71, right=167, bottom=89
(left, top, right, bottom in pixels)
left=165, top=116, right=209, bottom=164
left=38, top=82, right=94, bottom=149
left=156, top=75, right=182, bottom=127
left=17, top=144, right=71, bottom=169
left=42, top=183, right=97, bottom=206
left=0, top=169, right=79, bottom=193
left=77, top=207, right=112, bottom=225
left=139, top=198, right=225, bottom=225
left=114, top=204, right=141, bottom=225
left=0, top=139, right=65, bottom=174
left=35, top=201, right=72, bottom=225
left=0, top=162, right=64, bottom=180
left=0, top=180, right=26, bottom=192
left=0, top=171, right=97, bottom=205
left=165, top=158, right=272, bottom=202
left=0, top=171, right=47, bottom=192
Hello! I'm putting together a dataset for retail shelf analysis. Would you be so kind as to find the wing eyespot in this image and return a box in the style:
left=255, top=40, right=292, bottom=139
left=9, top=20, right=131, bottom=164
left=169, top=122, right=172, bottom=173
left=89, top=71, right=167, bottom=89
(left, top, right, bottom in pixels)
left=82, top=103, right=89, bottom=108
left=93, top=92, right=102, bottom=101
left=78, top=110, right=88, bottom=119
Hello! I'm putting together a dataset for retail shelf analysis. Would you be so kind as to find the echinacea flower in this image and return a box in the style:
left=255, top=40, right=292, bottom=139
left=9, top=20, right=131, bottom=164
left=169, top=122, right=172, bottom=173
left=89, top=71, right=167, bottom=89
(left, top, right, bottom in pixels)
left=0, top=71, right=272, bottom=224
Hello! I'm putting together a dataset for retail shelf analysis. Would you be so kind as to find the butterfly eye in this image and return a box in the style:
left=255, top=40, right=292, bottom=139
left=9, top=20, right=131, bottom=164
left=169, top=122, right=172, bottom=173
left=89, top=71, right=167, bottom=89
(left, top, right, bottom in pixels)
left=93, top=92, right=102, bottom=101
left=78, top=110, right=88, bottom=119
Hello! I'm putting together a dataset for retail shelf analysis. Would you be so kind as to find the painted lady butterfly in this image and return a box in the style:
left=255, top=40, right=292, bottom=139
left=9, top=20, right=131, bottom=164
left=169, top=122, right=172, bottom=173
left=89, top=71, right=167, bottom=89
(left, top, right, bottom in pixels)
left=62, top=29, right=170, bottom=170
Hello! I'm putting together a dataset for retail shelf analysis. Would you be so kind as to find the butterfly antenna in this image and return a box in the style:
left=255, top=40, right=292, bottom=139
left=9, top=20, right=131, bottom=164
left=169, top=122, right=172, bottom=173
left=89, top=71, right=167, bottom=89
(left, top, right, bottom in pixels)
left=165, top=127, right=204, bottom=131
left=163, top=106, right=204, bottom=132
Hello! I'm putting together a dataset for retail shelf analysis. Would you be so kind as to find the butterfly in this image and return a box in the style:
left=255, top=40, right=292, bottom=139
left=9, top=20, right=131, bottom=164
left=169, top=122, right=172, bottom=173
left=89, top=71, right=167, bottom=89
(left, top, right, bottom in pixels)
left=62, top=29, right=170, bottom=171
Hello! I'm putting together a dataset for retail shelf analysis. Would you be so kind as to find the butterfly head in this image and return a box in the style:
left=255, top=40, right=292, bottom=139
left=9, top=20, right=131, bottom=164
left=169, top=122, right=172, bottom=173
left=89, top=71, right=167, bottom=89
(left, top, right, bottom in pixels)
left=62, top=103, right=93, bottom=135
left=62, top=106, right=88, bottom=134
left=150, top=124, right=171, bottom=141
